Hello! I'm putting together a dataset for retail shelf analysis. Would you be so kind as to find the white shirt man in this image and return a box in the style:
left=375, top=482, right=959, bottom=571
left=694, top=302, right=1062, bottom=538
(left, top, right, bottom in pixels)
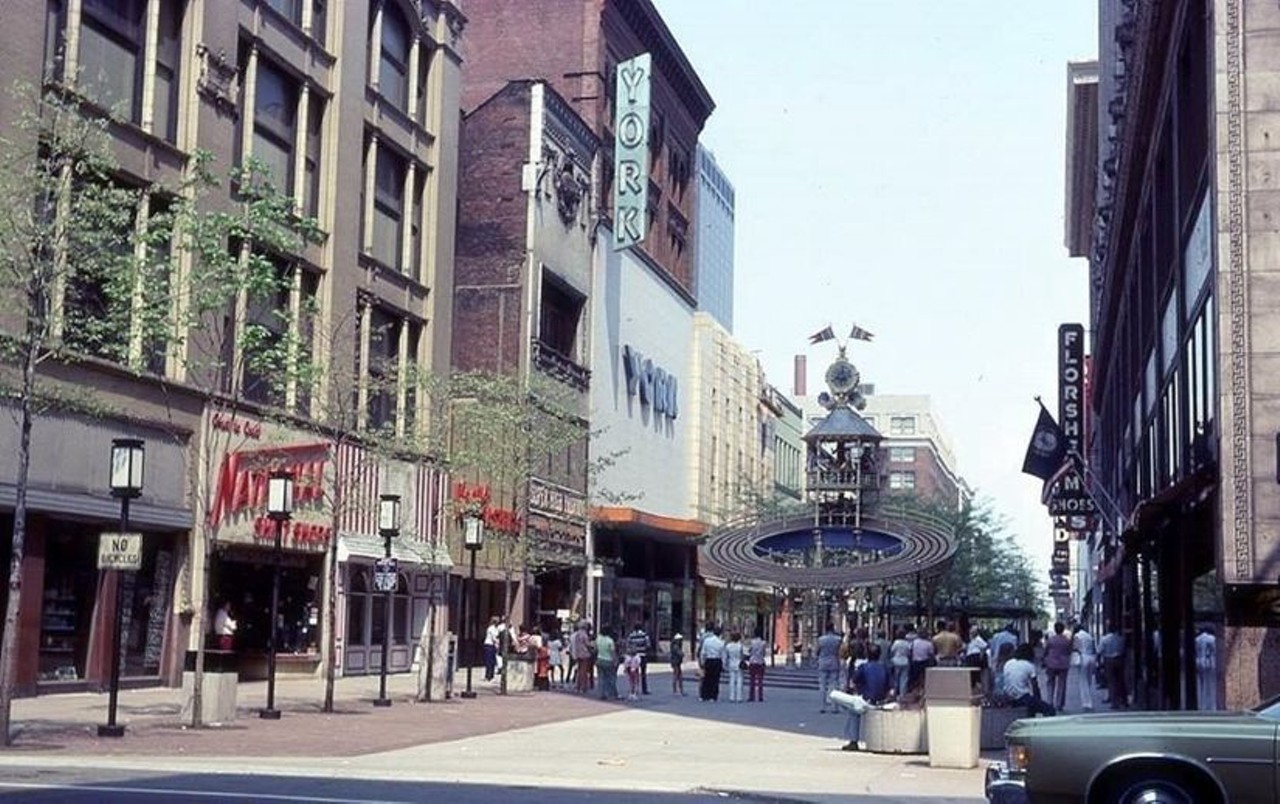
left=1003, top=647, right=1056, bottom=717
left=698, top=630, right=726, bottom=702
left=700, top=632, right=725, bottom=661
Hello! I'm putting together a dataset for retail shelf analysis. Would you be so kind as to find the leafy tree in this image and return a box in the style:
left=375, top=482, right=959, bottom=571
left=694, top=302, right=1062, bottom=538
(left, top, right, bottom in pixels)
left=0, top=85, right=152, bottom=744
left=427, top=370, right=591, bottom=691
left=874, top=492, right=1043, bottom=628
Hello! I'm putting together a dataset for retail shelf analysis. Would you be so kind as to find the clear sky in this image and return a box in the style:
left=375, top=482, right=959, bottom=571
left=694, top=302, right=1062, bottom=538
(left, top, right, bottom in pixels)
left=652, top=1, right=1099, bottom=584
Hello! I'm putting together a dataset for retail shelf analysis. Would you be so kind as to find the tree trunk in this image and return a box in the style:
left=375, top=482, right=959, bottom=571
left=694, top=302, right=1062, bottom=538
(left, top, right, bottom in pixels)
left=0, top=340, right=40, bottom=745
left=188, top=538, right=208, bottom=728
left=500, top=542, right=511, bottom=696
left=323, top=471, right=340, bottom=712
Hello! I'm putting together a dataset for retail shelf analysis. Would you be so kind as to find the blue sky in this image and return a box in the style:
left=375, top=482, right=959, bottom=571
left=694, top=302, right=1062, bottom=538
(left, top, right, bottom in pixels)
left=652, top=1, right=1099, bottom=581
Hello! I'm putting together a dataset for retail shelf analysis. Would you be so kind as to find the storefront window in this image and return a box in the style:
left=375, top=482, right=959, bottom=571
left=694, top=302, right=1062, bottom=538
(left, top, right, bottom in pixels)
left=39, top=530, right=99, bottom=682
left=122, top=540, right=175, bottom=677
left=211, top=548, right=323, bottom=653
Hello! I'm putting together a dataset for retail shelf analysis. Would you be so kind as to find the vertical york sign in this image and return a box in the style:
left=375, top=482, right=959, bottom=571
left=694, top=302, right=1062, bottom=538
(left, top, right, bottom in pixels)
left=613, top=53, right=651, bottom=251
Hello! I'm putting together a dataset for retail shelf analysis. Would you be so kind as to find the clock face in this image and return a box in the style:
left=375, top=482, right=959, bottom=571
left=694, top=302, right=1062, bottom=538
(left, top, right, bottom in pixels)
left=826, top=359, right=859, bottom=393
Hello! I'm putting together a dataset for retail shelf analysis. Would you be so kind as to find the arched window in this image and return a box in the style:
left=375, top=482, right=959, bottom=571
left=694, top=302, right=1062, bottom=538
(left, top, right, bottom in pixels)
left=379, top=4, right=409, bottom=111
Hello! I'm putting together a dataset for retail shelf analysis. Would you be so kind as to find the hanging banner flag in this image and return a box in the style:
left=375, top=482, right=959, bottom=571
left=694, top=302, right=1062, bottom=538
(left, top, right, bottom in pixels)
left=613, top=53, right=651, bottom=251
left=1022, top=404, right=1067, bottom=481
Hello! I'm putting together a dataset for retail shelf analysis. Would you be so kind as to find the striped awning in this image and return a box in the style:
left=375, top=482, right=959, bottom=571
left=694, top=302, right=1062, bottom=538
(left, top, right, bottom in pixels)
left=337, top=533, right=453, bottom=569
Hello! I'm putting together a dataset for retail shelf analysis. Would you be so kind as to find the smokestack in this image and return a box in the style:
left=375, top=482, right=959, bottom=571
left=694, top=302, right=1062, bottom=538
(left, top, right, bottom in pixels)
left=794, top=355, right=807, bottom=397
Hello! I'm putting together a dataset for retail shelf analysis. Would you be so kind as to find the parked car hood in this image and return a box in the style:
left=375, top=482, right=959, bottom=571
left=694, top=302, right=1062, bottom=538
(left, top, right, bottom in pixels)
left=1006, top=710, right=1263, bottom=737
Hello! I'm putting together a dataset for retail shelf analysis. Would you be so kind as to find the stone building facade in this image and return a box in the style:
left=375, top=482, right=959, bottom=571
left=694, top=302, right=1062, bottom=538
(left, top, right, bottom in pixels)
left=1067, top=0, right=1280, bottom=710
left=0, top=0, right=463, bottom=691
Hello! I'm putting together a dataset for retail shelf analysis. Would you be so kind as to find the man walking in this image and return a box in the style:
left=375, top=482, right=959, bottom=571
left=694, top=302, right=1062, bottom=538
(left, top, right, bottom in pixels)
left=570, top=621, right=593, bottom=694
left=1043, top=621, right=1073, bottom=712
left=816, top=622, right=843, bottom=713
left=483, top=617, right=501, bottom=681
left=626, top=622, right=652, bottom=695
left=1098, top=621, right=1128, bottom=710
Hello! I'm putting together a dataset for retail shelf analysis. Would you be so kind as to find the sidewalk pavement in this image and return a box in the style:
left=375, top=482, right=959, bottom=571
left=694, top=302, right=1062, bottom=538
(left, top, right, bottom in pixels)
left=0, top=664, right=992, bottom=802
left=7, top=667, right=594, bottom=756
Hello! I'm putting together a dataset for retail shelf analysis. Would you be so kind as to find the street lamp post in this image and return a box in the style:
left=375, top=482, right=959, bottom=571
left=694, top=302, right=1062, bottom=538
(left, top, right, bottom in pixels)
left=261, top=471, right=294, bottom=720
left=374, top=494, right=400, bottom=707
left=100, top=438, right=144, bottom=738
left=590, top=563, right=605, bottom=627
left=914, top=562, right=924, bottom=628
left=459, top=513, right=484, bottom=699
left=883, top=586, right=894, bottom=634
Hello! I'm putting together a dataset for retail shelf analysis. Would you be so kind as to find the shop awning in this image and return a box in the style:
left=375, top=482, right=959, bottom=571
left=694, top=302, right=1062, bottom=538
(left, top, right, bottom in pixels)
left=337, top=533, right=453, bottom=569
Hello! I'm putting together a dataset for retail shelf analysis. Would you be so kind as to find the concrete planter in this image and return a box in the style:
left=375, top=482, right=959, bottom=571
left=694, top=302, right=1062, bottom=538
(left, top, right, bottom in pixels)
left=981, top=706, right=1024, bottom=750
left=505, top=656, right=534, bottom=693
left=862, top=707, right=928, bottom=754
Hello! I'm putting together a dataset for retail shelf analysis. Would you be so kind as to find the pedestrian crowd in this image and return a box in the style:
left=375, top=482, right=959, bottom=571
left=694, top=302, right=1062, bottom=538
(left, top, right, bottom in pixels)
left=824, top=617, right=1153, bottom=752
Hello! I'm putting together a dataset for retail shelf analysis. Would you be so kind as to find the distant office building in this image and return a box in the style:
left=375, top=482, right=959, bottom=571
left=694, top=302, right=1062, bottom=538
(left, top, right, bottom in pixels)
left=769, top=387, right=805, bottom=502
left=791, top=357, right=965, bottom=511
left=694, top=145, right=735, bottom=332
left=687, top=313, right=771, bottom=523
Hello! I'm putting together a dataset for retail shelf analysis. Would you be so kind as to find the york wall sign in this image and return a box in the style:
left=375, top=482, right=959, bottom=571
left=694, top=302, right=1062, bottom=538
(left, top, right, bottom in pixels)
left=613, top=53, right=651, bottom=250
left=623, top=344, right=678, bottom=420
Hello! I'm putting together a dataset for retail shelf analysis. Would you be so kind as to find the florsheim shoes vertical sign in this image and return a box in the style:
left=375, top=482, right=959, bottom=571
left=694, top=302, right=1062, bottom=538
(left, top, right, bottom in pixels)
left=613, top=53, right=651, bottom=251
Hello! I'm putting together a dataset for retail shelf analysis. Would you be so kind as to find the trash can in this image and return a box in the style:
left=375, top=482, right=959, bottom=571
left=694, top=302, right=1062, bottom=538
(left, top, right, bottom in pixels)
left=181, top=650, right=238, bottom=724
left=505, top=654, right=535, bottom=692
left=925, top=666, right=981, bottom=769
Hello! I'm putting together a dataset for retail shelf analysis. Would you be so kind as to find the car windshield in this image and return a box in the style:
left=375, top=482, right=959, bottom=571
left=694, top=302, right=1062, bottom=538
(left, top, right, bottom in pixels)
left=1253, top=695, right=1280, bottom=720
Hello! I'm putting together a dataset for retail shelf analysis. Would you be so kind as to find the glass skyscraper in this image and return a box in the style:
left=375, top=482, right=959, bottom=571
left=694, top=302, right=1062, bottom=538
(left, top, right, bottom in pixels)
left=694, top=145, right=735, bottom=332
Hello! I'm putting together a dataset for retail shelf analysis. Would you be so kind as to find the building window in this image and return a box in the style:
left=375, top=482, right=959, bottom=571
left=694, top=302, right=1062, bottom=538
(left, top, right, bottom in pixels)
left=311, top=0, right=327, bottom=45
left=303, top=97, right=324, bottom=217
left=889, top=471, right=916, bottom=490
left=409, top=171, right=423, bottom=278
left=538, top=276, right=584, bottom=359
left=66, top=0, right=184, bottom=141
left=239, top=256, right=317, bottom=408
left=403, top=322, right=420, bottom=435
left=79, top=0, right=146, bottom=123
left=252, top=59, right=298, bottom=196
left=241, top=256, right=292, bottom=406
left=889, top=447, right=915, bottom=463
left=889, top=416, right=916, bottom=435
left=378, top=3, right=410, bottom=112
left=265, top=0, right=301, bottom=26
left=59, top=182, right=176, bottom=370
left=366, top=306, right=402, bottom=431
left=371, top=146, right=406, bottom=270
left=153, top=0, right=183, bottom=142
